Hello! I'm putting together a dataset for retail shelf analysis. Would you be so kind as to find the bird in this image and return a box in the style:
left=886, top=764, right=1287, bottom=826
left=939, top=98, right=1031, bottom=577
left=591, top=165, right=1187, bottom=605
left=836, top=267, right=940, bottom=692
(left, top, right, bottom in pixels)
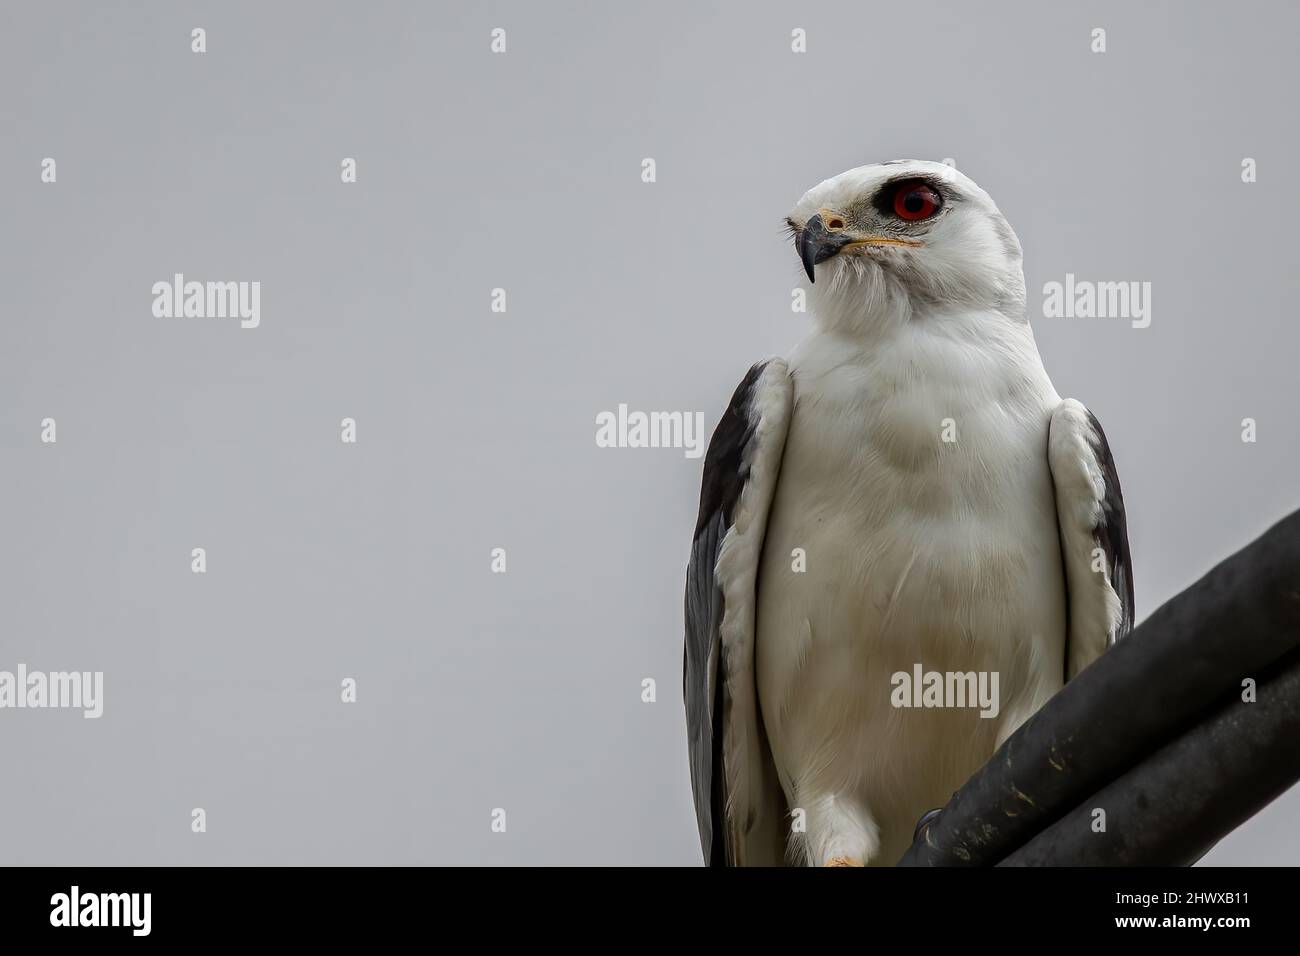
left=683, top=160, right=1133, bottom=867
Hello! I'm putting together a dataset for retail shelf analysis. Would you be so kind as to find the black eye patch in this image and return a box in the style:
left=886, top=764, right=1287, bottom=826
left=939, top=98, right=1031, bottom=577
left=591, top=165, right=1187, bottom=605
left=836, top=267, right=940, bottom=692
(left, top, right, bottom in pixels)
left=871, top=177, right=949, bottom=220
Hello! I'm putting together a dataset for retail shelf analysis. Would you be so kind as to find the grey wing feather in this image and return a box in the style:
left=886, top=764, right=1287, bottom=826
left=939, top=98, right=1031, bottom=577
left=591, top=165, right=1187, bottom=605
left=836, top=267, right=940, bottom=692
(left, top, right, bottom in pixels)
left=1049, top=400, right=1136, bottom=679
left=1085, top=409, right=1135, bottom=639
left=684, top=509, right=727, bottom=865
left=684, top=359, right=790, bottom=866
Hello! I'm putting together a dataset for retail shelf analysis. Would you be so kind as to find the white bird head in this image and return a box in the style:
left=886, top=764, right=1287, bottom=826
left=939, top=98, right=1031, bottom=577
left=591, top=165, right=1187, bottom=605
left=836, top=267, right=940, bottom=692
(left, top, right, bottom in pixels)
left=787, top=160, right=1026, bottom=329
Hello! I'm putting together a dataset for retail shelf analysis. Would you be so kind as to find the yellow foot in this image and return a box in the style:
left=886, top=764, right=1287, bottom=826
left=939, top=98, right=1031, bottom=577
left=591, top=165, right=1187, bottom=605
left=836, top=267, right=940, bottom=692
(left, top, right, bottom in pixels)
left=825, top=856, right=863, bottom=867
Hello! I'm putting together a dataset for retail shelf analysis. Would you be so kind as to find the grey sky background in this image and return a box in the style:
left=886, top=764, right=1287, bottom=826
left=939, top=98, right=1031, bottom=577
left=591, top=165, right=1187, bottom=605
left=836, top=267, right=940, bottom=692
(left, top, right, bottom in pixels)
left=2, top=0, right=1297, bottom=865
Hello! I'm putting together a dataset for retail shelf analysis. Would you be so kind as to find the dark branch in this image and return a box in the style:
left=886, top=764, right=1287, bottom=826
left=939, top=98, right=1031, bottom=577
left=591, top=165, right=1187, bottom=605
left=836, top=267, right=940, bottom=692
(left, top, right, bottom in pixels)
left=898, top=509, right=1300, bottom=866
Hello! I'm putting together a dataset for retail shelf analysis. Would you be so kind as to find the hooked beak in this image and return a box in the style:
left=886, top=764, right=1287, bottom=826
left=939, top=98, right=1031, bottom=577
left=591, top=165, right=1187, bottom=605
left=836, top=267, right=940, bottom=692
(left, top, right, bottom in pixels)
left=796, top=214, right=849, bottom=283
left=795, top=212, right=924, bottom=283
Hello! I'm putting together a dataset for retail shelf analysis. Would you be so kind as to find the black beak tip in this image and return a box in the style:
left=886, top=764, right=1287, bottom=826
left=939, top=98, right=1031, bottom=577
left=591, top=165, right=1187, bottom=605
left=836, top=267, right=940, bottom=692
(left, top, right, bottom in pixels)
left=797, top=214, right=823, bottom=284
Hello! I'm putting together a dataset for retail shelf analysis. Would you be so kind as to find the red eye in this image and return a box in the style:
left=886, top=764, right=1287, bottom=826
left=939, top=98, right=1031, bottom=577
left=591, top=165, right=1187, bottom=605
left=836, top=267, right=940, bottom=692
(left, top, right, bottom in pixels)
left=892, top=182, right=941, bottom=221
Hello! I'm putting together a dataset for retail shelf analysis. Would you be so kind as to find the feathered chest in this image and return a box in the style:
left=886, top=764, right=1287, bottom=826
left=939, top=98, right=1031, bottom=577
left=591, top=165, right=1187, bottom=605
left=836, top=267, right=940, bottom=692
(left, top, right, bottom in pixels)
left=783, top=335, right=1055, bottom=521
left=757, top=327, right=1066, bottom=648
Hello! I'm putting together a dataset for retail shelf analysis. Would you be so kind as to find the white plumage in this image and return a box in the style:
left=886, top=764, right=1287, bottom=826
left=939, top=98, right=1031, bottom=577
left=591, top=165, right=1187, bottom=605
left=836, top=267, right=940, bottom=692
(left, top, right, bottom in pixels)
left=685, top=160, right=1133, bottom=867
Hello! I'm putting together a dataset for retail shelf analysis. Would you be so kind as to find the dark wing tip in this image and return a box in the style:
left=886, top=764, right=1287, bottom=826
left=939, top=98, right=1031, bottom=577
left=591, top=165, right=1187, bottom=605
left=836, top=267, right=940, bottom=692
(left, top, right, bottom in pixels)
left=693, top=361, right=768, bottom=537
left=1085, top=409, right=1135, bottom=635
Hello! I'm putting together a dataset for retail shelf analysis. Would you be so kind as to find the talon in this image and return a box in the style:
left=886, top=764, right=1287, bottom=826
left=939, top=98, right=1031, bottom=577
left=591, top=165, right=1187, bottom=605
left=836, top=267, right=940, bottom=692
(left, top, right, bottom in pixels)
left=913, top=807, right=944, bottom=842
left=825, top=855, right=863, bottom=867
